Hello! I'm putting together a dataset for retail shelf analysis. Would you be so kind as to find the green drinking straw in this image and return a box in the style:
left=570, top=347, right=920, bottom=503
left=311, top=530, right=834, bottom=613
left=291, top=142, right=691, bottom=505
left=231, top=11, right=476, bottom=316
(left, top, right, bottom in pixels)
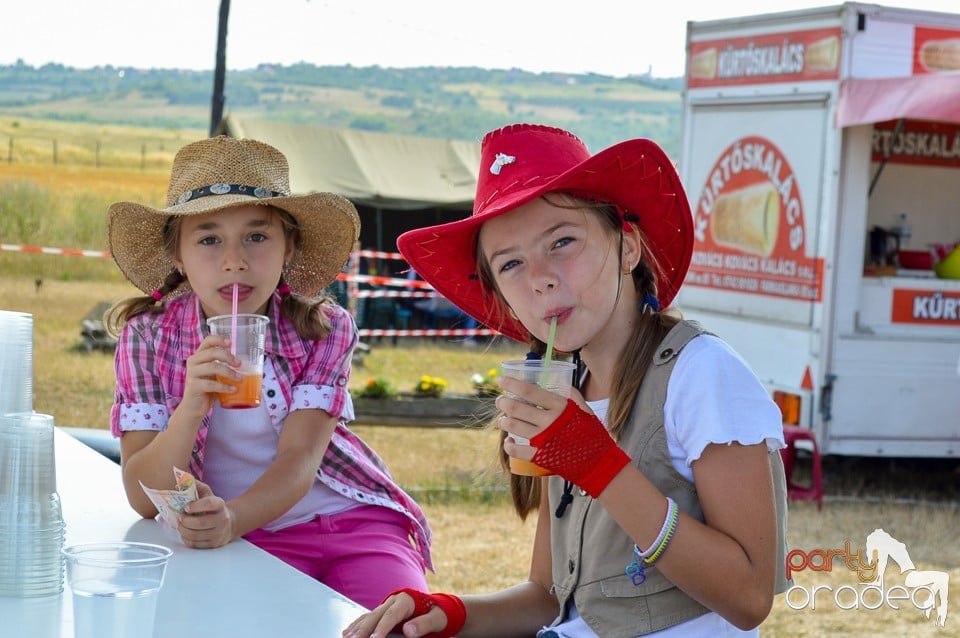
left=542, top=315, right=558, bottom=382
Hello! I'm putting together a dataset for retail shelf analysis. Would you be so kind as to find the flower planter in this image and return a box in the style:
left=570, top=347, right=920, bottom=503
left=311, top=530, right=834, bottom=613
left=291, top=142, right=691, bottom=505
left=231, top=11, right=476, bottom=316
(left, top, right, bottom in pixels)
left=351, top=392, right=497, bottom=427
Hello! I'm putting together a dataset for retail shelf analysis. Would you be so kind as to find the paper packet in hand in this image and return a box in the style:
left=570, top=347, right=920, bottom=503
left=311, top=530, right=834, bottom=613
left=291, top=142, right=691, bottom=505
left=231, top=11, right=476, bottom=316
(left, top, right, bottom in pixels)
left=140, top=467, right=199, bottom=531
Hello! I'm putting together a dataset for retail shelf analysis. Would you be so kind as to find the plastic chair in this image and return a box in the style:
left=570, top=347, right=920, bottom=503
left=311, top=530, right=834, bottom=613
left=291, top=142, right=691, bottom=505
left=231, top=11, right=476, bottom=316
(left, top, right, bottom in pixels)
left=780, top=424, right=823, bottom=511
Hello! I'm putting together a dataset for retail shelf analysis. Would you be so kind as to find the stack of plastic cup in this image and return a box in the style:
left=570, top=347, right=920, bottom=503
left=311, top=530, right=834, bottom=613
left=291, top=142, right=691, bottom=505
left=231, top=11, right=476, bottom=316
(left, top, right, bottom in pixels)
left=0, top=311, right=33, bottom=415
left=0, top=308, right=65, bottom=597
left=0, top=412, right=65, bottom=597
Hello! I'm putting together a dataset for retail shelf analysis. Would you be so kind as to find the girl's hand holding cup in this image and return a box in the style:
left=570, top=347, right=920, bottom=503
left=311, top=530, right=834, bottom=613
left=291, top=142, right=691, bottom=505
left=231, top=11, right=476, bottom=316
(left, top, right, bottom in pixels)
left=497, top=373, right=630, bottom=497
left=496, top=359, right=576, bottom=476
left=182, top=334, right=241, bottom=420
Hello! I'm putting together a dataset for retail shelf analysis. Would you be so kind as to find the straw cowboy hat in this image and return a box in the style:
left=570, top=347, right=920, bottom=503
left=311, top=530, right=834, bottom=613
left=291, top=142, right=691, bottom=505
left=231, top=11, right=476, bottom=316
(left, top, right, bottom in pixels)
left=397, top=123, right=693, bottom=343
left=107, top=135, right=360, bottom=298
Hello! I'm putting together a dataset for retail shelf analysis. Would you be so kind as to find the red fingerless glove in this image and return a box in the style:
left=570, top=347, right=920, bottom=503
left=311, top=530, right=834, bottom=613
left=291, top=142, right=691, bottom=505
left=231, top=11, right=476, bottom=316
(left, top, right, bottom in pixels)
left=386, top=588, right=466, bottom=638
left=530, top=399, right=631, bottom=498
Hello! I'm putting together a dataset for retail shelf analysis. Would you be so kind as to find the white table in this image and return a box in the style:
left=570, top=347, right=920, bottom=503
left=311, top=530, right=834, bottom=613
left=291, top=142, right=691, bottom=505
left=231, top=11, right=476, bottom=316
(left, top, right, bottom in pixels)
left=1, top=428, right=368, bottom=637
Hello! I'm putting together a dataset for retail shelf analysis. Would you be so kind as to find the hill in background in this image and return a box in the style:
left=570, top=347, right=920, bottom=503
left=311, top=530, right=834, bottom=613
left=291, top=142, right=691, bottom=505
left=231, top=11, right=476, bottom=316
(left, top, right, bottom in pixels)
left=0, top=61, right=682, bottom=157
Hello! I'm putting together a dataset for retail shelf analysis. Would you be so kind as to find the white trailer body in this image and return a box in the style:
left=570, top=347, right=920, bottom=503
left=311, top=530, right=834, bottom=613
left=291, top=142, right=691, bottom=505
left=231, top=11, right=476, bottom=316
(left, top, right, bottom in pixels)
left=677, top=3, right=960, bottom=457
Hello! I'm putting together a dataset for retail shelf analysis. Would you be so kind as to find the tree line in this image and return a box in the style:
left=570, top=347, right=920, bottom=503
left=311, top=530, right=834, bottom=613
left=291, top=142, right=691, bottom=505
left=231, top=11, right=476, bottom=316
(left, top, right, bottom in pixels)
left=0, top=61, right=683, bottom=155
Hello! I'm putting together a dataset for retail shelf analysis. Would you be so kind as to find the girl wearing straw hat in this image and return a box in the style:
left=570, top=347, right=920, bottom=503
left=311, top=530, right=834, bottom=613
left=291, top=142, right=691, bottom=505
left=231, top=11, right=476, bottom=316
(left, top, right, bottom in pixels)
left=104, top=136, right=431, bottom=609
left=344, top=124, right=788, bottom=637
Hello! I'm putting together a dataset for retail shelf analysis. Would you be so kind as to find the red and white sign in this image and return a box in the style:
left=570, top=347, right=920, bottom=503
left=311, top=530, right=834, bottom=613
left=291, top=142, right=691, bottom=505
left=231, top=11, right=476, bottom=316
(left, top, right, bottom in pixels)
left=687, top=27, right=841, bottom=88
left=686, top=136, right=824, bottom=302
left=892, top=289, right=960, bottom=325
left=913, top=26, right=960, bottom=75
left=871, top=119, right=960, bottom=168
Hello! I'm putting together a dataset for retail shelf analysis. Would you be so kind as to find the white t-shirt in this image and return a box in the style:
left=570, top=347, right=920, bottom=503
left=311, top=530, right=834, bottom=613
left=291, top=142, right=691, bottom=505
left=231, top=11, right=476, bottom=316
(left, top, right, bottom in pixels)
left=539, top=334, right=784, bottom=638
left=202, top=359, right=357, bottom=531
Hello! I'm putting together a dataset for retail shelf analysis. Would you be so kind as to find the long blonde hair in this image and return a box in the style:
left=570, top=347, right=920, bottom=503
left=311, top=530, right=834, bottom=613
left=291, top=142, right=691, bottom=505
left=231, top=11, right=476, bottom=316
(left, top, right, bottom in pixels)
left=105, top=207, right=336, bottom=340
left=477, top=195, right=680, bottom=519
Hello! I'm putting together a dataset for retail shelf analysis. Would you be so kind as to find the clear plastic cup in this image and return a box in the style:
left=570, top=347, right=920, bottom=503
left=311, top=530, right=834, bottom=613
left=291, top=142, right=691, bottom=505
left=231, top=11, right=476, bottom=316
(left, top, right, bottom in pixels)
left=500, top=359, right=576, bottom=476
left=63, top=542, right=173, bottom=638
left=206, top=314, right=269, bottom=409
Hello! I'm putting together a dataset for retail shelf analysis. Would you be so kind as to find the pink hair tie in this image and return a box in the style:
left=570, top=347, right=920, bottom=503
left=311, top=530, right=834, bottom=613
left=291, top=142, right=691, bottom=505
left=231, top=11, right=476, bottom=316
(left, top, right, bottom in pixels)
left=151, top=290, right=163, bottom=301
left=277, top=283, right=292, bottom=296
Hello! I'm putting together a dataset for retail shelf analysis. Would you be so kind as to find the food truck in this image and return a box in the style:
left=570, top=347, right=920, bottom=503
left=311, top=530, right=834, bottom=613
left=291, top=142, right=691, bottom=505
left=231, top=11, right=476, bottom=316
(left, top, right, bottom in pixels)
left=676, top=3, right=960, bottom=457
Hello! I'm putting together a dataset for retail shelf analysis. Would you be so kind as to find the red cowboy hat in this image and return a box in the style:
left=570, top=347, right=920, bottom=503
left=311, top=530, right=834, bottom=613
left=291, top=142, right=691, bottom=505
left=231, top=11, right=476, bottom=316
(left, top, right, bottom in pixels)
left=397, top=124, right=693, bottom=343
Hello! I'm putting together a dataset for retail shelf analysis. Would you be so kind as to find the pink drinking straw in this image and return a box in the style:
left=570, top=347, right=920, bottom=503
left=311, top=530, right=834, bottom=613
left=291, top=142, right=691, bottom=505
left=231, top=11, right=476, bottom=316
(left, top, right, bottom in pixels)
left=230, top=282, right=238, bottom=355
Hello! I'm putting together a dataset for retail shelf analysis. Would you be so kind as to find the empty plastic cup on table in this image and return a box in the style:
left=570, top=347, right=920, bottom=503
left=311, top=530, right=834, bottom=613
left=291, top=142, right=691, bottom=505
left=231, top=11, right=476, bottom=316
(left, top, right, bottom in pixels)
left=205, top=313, right=269, bottom=409
left=500, top=359, right=576, bottom=476
left=63, top=542, right=173, bottom=638
left=0, top=412, right=65, bottom=598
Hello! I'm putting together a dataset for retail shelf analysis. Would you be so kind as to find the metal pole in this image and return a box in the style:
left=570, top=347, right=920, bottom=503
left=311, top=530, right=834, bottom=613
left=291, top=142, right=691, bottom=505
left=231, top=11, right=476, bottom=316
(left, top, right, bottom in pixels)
left=209, top=0, right=230, bottom=137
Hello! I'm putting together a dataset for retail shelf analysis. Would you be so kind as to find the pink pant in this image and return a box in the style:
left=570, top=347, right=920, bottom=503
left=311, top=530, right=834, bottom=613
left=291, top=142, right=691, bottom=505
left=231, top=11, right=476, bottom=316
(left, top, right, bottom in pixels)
left=244, top=504, right=428, bottom=610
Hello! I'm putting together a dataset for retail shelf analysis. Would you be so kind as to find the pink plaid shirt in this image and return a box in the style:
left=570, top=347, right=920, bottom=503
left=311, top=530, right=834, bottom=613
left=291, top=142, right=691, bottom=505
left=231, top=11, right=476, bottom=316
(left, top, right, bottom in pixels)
left=111, top=291, right=433, bottom=570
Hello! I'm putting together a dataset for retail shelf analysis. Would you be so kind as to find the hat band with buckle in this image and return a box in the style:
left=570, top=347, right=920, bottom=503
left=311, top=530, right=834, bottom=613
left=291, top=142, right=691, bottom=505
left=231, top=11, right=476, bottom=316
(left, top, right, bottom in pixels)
left=174, top=183, right=287, bottom=206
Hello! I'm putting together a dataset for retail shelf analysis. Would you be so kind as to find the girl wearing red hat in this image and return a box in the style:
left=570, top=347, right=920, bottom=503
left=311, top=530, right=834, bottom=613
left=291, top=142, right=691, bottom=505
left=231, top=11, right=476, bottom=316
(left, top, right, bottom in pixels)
left=344, top=124, right=788, bottom=638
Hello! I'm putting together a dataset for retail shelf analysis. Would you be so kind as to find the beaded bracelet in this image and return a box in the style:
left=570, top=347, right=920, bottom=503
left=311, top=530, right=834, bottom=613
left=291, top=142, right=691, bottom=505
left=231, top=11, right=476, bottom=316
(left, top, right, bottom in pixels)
left=625, top=497, right=679, bottom=586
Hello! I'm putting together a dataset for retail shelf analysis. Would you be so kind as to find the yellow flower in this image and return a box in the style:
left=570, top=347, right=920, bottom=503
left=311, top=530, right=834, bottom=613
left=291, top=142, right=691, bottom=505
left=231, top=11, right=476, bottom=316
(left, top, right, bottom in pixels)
left=415, top=374, right=447, bottom=397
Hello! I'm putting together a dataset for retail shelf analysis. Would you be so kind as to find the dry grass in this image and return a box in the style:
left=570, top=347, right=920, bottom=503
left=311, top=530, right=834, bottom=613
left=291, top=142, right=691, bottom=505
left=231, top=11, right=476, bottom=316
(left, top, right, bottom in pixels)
left=0, top=161, right=170, bottom=203
left=1, top=114, right=202, bottom=169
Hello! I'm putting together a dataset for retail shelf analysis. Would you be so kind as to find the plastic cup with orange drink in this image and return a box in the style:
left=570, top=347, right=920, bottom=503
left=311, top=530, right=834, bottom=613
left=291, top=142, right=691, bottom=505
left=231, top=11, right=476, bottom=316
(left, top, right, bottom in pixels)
left=499, top=358, right=576, bottom=476
left=206, top=313, right=269, bottom=409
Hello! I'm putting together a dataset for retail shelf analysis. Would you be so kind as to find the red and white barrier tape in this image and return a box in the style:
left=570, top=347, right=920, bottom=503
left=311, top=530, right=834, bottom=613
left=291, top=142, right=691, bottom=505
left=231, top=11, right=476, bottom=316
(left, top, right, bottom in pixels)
left=2, top=243, right=440, bottom=296
left=336, top=272, right=435, bottom=290
left=354, top=249, right=403, bottom=260
left=1, top=243, right=112, bottom=259
left=0, top=245, right=407, bottom=264
left=1, top=246, right=429, bottom=288
left=355, top=290, right=435, bottom=299
left=358, top=328, right=498, bottom=338
left=2, top=243, right=500, bottom=337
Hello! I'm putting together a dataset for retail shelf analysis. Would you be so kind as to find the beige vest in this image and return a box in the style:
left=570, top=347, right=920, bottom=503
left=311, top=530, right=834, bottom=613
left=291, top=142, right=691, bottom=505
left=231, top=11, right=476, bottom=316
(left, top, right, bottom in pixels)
left=548, top=320, right=791, bottom=637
